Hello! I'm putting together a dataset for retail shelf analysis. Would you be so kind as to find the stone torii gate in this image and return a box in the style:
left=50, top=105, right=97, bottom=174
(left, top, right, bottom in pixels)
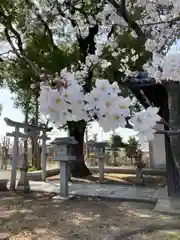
left=4, top=118, right=51, bottom=191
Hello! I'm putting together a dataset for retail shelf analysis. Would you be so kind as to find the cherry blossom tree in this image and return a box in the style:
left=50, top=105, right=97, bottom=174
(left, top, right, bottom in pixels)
left=1, top=0, right=180, bottom=178
left=37, top=0, right=180, bottom=175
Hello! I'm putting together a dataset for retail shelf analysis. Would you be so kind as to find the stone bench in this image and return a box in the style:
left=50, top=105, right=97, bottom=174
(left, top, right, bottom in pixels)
left=0, top=179, right=8, bottom=191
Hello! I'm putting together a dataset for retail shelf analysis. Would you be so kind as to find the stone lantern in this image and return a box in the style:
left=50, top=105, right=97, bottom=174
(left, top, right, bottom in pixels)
left=51, top=137, right=77, bottom=199
left=95, top=142, right=107, bottom=157
left=95, top=142, right=107, bottom=182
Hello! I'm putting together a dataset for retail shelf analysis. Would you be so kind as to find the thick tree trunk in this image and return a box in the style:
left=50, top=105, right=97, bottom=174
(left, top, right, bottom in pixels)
left=31, top=99, right=41, bottom=170
left=166, top=83, right=180, bottom=196
left=68, top=120, right=92, bottom=178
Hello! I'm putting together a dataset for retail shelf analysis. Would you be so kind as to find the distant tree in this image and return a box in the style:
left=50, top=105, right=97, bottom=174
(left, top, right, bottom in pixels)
left=110, top=134, right=124, bottom=148
left=124, top=137, right=139, bottom=164
left=110, top=134, right=125, bottom=166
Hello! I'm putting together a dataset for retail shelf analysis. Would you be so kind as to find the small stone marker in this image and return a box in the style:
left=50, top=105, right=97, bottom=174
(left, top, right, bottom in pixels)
left=39, top=132, right=51, bottom=181
left=51, top=137, right=77, bottom=200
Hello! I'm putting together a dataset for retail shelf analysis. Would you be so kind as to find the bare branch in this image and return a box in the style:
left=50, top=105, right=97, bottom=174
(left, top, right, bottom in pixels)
left=0, top=49, right=14, bottom=56
left=0, top=11, right=24, bottom=52
left=143, top=16, right=180, bottom=27
left=4, top=28, right=40, bottom=74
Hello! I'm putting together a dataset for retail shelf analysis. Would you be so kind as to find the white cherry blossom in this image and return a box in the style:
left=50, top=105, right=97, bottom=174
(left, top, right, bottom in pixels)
left=39, top=68, right=161, bottom=143
left=130, top=107, right=161, bottom=141
left=36, top=0, right=180, bottom=143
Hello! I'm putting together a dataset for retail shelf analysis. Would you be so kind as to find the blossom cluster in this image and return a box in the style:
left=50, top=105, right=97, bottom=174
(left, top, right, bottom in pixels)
left=141, top=1, right=180, bottom=81
left=28, top=0, right=180, bottom=82
left=39, top=69, right=161, bottom=143
left=31, top=0, right=178, bottom=142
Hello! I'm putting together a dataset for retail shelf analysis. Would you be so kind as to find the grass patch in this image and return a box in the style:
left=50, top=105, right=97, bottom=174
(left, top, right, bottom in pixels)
left=28, top=166, right=41, bottom=172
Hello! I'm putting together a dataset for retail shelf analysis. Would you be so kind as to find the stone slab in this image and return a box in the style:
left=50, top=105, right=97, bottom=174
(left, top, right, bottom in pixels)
left=154, top=199, right=180, bottom=214
left=27, top=181, right=158, bottom=203
left=155, top=185, right=168, bottom=199
left=124, top=187, right=157, bottom=199
left=153, top=185, right=180, bottom=214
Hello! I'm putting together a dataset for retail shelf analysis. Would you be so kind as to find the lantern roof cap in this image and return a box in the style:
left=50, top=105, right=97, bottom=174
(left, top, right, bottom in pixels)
left=123, top=71, right=155, bottom=85
left=51, top=137, right=77, bottom=145
left=95, top=141, right=108, bottom=148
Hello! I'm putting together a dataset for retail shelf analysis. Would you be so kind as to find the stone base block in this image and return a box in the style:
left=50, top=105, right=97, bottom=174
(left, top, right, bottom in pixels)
left=154, top=198, right=180, bottom=214
left=52, top=194, right=75, bottom=201
left=0, top=180, right=8, bottom=191
left=16, top=184, right=30, bottom=193
left=98, top=179, right=108, bottom=184
left=153, top=185, right=180, bottom=214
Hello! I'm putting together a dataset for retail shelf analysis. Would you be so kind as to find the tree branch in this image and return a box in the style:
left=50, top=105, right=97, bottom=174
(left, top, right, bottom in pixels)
left=108, top=0, right=146, bottom=42
left=54, top=0, right=79, bottom=29
left=25, top=0, right=58, bottom=51
left=0, top=11, right=24, bottom=52
left=4, top=28, right=40, bottom=74
left=4, top=28, right=22, bottom=59
left=142, top=16, right=180, bottom=26
left=155, top=129, right=180, bottom=136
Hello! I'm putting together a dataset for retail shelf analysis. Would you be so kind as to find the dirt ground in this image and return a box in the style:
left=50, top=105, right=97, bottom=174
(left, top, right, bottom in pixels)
left=48, top=173, right=166, bottom=187
left=0, top=191, right=179, bottom=240
left=131, top=231, right=180, bottom=240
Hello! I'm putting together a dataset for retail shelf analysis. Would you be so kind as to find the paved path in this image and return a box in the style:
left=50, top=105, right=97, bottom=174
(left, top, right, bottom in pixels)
left=20, top=180, right=159, bottom=203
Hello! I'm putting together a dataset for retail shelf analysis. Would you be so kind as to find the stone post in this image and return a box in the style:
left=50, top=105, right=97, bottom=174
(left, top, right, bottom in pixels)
left=99, top=157, right=105, bottom=182
left=59, top=160, right=69, bottom=197
left=10, top=126, right=19, bottom=190
left=17, top=145, right=30, bottom=192
left=41, top=131, right=50, bottom=181
left=149, top=123, right=166, bottom=169
left=6, top=131, right=30, bottom=193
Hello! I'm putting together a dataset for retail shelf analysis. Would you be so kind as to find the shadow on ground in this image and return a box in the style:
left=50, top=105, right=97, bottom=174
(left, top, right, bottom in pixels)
left=0, top=190, right=179, bottom=239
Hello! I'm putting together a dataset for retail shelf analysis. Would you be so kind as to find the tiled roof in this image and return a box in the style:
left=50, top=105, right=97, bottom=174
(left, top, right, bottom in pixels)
left=124, top=71, right=155, bottom=84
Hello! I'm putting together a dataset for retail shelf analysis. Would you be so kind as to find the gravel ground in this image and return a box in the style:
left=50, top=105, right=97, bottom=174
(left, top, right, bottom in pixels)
left=0, top=191, right=179, bottom=240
